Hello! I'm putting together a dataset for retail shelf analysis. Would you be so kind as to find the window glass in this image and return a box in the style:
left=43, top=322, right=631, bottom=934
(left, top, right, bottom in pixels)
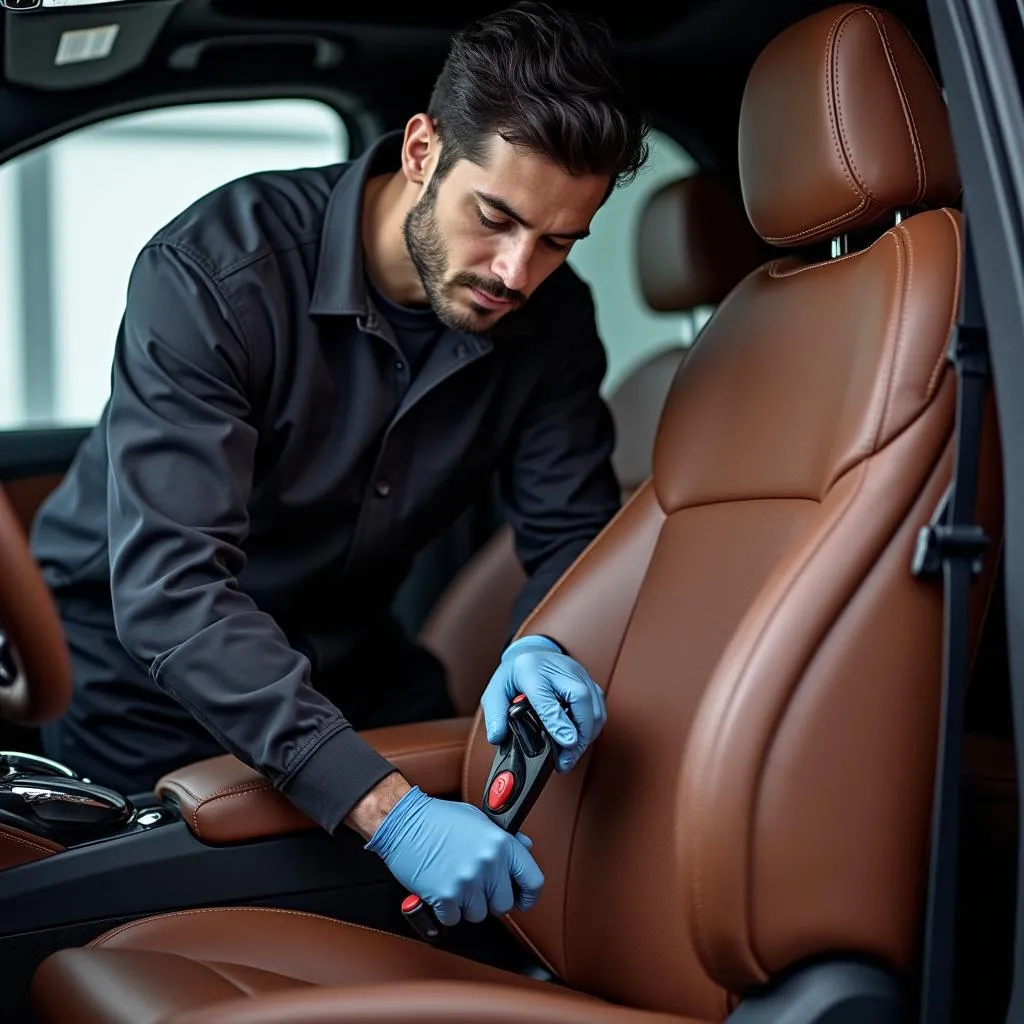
left=0, top=99, right=347, bottom=430
left=0, top=172, right=20, bottom=428
left=567, top=129, right=699, bottom=395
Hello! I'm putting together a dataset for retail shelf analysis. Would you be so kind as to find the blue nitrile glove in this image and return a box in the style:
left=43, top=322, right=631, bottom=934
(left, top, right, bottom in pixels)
left=365, top=786, right=544, bottom=926
left=481, top=634, right=607, bottom=774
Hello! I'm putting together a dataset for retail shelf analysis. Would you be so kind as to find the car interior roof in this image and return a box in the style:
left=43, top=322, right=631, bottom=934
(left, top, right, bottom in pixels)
left=0, top=0, right=939, bottom=178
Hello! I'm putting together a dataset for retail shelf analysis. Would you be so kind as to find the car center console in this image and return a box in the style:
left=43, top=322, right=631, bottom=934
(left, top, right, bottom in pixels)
left=0, top=717, right=475, bottom=986
left=1, top=750, right=176, bottom=866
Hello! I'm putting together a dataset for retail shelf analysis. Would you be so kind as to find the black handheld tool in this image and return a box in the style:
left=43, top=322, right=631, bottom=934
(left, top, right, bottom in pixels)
left=402, top=692, right=557, bottom=942
left=400, top=893, right=442, bottom=942
left=481, top=692, right=555, bottom=832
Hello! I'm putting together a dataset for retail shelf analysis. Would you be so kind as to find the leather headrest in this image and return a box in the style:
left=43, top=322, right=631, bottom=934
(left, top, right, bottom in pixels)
left=739, top=4, right=960, bottom=246
left=637, top=173, right=763, bottom=311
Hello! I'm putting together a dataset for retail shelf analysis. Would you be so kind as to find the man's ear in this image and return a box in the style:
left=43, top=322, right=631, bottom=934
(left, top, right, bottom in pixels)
left=401, top=114, right=439, bottom=186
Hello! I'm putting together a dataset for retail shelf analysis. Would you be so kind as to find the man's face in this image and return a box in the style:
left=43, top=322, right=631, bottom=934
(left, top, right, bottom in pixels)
left=403, top=134, right=609, bottom=333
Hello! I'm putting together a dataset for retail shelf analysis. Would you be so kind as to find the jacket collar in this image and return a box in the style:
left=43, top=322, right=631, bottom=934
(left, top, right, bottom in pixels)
left=309, top=131, right=401, bottom=317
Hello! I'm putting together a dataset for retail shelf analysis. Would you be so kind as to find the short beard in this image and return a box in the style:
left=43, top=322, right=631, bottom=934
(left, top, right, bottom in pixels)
left=402, top=175, right=523, bottom=334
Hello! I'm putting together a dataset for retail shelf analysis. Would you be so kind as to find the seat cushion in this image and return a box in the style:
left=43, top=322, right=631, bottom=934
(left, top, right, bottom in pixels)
left=31, top=906, right=599, bottom=1024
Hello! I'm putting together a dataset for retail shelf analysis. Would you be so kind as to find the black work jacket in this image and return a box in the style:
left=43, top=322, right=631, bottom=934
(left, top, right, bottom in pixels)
left=30, top=133, right=620, bottom=833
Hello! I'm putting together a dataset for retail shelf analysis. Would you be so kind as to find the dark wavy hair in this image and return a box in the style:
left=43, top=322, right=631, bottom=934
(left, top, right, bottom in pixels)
left=426, top=1, right=650, bottom=196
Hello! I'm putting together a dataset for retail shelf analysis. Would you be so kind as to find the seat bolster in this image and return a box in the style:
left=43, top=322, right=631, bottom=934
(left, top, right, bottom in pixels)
left=33, top=947, right=281, bottom=1024
left=165, top=980, right=700, bottom=1024
left=156, top=718, right=472, bottom=843
left=32, top=908, right=618, bottom=1024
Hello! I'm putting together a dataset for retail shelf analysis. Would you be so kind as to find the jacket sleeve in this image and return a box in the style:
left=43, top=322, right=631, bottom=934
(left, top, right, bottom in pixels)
left=106, top=242, right=395, bottom=833
left=500, top=278, right=622, bottom=639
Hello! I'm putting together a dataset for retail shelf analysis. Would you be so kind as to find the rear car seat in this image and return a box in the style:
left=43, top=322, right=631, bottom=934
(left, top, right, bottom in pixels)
left=420, top=171, right=762, bottom=716
left=30, top=6, right=1004, bottom=1022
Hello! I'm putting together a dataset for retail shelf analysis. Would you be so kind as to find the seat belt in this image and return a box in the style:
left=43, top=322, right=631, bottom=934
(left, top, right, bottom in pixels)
left=912, top=215, right=992, bottom=1024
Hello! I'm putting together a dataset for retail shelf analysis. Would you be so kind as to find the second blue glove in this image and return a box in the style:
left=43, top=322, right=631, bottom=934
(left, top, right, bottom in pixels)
left=366, top=786, right=544, bottom=926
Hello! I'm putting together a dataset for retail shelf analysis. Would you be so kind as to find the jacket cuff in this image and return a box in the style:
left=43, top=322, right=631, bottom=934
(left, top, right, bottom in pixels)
left=278, top=724, right=397, bottom=834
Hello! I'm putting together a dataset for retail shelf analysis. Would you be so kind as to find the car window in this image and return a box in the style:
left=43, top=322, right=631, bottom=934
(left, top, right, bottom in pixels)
left=567, top=128, right=704, bottom=396
left=0, top=99, right=347, bottom=431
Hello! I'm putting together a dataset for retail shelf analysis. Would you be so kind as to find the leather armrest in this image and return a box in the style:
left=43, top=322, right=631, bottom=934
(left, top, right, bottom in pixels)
left=155, top=717, right=473, bottom=844
left=0, top=823, right=63, bottom=870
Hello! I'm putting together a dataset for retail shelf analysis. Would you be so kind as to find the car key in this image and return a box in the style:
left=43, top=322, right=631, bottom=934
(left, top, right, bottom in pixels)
left=401, top=692, right=557, bottom=942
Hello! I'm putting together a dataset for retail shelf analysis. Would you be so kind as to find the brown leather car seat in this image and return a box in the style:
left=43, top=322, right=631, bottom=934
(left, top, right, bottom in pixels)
left=32, top=5, right=1003, bottom=1022
left=421, top=171, right=762, bottom=716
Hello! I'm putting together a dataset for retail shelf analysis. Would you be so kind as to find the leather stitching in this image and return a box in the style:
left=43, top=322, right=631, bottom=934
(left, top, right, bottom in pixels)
left=164, top=778, right=275, bottom=839
left=188, top=743, right=469, bottom=839
left=763, top=204, right=870, bottom=245
left=174, top=740, right=468, bottom=836
left=878, top=226, right=912, bottom=443
left=927, top=210, right=962, bottom=399
left=88, top=905, right=430, bottom=950
left=872, top=11, right=926, bottom=202
left=766, top=249, right=865, bottom=278
left=693, top=218, right=913, bottom=978
left=832, top=13, right=869, bottom=199
left=462, top=483, right=661, bottom=973
left=765, top=8, right=870, bottom=245
left=691, top=225, right=905, bottom=977
left=190, top=783, right=277, bottom=838
left=839, top=230, right=903, bottom=479
left=0, top=828, right=60, bottom=857
left=689, top=459, right=871, bottom=986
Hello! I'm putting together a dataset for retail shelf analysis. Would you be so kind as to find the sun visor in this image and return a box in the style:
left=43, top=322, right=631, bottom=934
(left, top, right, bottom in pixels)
left=3, top=0, right=179, bottom=90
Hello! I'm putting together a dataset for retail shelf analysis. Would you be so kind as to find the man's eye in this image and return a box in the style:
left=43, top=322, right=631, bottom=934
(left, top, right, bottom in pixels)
left=544, top=238, right=573, bottom=255
left=475, top=208, right=507, bottom=230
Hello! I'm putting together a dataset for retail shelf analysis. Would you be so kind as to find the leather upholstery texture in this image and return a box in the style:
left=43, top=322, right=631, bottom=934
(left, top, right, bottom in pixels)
left=33, top=907, right=702, bottom=1024
left=421, top=172, right=759, bottom=716
left=458, top=200, right=1005, bottom=1015
left=31, top=6, right=1003, bottom=1023
left=0, top=823, right=63, bottom=870
left=638, top=174, right=763, bottom=312
left=739, top=3, right=960, bottom=245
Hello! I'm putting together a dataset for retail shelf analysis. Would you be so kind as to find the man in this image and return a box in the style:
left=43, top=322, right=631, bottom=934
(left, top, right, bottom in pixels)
left=30, top=0, right=649, bottom=926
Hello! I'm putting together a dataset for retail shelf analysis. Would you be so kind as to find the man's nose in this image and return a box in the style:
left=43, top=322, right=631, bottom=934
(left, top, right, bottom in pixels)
left=492, top=237, right=532, bottom=293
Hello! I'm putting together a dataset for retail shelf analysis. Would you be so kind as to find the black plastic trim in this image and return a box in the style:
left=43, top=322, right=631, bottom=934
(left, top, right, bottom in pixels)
left=727, top=959, right=905, bottom=1024
left=922, top=2, right=1024, bottom=1023
left=0, top=817, right=391, bottom=935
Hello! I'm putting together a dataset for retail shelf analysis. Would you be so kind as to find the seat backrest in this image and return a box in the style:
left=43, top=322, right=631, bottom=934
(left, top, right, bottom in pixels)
left=421, top=171, right=762, bottom=714
left=462, top=4, right=1002, bottom=1017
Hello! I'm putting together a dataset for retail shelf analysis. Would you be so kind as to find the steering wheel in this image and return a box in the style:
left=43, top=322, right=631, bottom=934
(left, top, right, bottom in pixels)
left=0, top=486, right=72, bottom=725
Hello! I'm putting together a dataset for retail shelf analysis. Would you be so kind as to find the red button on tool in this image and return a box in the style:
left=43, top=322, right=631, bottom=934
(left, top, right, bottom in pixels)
left=512, top=694, right=527, bottom=704
left=401, top=894, right=421, bottom=913
left=487, top=770, right=516, bottom=810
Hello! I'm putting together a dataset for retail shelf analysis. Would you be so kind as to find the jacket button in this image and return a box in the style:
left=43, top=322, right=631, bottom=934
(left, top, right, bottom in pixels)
left=374, top=480, right=391, bottom=498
